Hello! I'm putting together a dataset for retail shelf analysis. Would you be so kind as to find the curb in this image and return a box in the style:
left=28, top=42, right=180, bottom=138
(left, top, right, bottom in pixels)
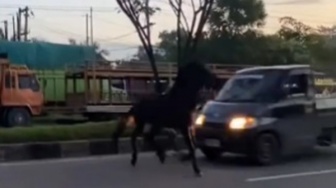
left=0, top=136, right=186, bottom=162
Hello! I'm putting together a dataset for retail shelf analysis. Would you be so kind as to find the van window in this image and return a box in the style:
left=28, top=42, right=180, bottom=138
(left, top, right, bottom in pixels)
left=18, top=74, right=40, bottom=92
left=285, top=74, right=308, bottom=96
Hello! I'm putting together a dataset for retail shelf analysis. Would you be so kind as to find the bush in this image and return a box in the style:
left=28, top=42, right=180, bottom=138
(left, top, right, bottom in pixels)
left=0, top=121, right=132, bottom=144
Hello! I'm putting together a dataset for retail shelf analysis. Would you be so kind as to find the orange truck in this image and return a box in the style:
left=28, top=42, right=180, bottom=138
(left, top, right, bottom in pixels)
left=0, top=53, right=44, bottom=127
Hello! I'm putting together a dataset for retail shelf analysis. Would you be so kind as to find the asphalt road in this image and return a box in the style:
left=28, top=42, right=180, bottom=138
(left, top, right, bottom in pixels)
left=2, top=148, right=336, bottom=188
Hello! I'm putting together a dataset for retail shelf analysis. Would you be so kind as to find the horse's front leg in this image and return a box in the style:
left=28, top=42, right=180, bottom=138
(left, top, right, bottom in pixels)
left=181, top=126, right=202, bottom=177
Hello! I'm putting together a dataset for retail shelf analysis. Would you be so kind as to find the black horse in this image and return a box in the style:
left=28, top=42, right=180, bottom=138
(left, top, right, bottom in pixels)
left=112, top=61, right=217, bottom=177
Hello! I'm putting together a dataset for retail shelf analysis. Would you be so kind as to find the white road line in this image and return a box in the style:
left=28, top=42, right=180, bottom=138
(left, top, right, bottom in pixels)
left=246, top=169, right=336, bottom=182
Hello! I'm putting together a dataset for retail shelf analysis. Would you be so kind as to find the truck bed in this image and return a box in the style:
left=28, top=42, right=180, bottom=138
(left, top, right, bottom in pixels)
left=316, top=98, right=336, bottom=111
left=314, top=98, right=336, bottom=134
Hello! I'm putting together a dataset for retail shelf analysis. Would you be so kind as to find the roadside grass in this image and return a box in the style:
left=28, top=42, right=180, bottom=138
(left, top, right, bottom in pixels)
left=0, top=121, right=132, bottom=144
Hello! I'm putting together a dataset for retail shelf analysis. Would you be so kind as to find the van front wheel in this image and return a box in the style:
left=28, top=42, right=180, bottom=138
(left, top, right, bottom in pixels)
left=253, top=133, right=280, bottom=166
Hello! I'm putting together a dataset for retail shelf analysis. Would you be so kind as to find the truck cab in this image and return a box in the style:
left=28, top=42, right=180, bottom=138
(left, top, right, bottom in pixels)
left=0, top=53, right=44, bottom=127
left=193, top=64, right=327, bottom=165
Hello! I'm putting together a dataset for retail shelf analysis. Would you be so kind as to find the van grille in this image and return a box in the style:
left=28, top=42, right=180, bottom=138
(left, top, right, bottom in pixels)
left=205, top=122, right=225, bottom=129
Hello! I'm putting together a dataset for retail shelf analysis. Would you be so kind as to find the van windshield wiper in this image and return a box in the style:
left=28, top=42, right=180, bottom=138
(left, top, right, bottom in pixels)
left=216, top=99, right=256, bottom=103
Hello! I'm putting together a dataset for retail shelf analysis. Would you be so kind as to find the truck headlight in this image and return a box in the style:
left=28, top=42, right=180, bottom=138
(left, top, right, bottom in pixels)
left=229, top=116, right=257, bottom=130
left=194, top=114, right=206, bottom=127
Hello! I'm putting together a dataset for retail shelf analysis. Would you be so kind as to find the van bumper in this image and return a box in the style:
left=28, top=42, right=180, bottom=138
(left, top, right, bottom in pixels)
left=194, top=126, right=257, bottom=155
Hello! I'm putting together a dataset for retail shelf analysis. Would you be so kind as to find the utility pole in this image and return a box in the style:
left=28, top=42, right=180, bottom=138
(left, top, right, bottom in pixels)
left=0, top=28, right=4, bottom=40
left=16, top=8, right=22, bottom=41
left=23, top=6, right=30, bottom=41
left=89, top=7, right=93, bottom=45
left=15, top=6, right=31, bottom=41
left=12, top=16, right=16, bottom=41
left=3, top=21, right=8, bottom=40
left=85, top=13, right=89, bottom=45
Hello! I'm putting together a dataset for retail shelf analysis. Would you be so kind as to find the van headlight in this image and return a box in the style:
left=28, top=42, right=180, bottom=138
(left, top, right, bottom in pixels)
left=194, top=114, right=206, bottom=128
left=229, top=116, right=257, bottom=130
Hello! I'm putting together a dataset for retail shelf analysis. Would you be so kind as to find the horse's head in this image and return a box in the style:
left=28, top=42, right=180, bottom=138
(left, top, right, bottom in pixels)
left=175, top=61, right=217, bottom=91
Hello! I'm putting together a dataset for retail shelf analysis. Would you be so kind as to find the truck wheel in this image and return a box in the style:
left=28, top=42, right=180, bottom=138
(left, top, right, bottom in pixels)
left=6, top=108, right=31, bottom=127
left=253, top=133, right=280, bottom=166
left=201, top=148, right=222, bottom=161
left=0, top=109, right=8, bottom=127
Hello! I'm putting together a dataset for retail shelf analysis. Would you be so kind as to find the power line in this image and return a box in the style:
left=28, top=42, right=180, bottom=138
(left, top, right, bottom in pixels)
left=94, top=16, right=131, bottom=28
left=29, top=15, right=335, bottom=43
left=0, top=5, right=117, bottom=12
left=32, top=22, right=139, bottom=47
left=1, top=4, right=333, bottom=26
left=33, top=18, right=84, bottom=37
left=106, top=46, right=139, bottom=51
left=32, top=16, right=137, bottom=42
left=33, top=24, right=82, bottom=38
left=2, top=3, right=334, bottom=48
left=96, top=31, right=137, bottom=42
left=1, top=4, right=334, bottom=20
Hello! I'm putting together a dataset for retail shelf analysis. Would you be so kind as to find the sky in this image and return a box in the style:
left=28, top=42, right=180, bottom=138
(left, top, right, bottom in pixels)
left=0, top=0, right=335, bottom=60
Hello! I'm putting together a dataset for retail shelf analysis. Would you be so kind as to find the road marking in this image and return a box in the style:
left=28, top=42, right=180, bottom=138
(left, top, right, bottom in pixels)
left=246, top=169, right=336, bottom=182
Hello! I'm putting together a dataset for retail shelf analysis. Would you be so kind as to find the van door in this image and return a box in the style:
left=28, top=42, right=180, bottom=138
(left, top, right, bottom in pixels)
left=271, top=68, right=317, bottom=154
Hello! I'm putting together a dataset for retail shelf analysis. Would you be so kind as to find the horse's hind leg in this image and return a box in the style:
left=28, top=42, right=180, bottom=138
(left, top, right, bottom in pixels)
left=144, top=125, right=166, bottom=164
left=112, top=116, right=127, bottom=154
left=162, top=128, right=180, bottom=154
left=181, top=127, right=202, bottom=177
left=131, top=121, right=144, bottom=166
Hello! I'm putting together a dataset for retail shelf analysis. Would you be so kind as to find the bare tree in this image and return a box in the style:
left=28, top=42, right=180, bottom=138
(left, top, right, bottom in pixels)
left=116, top=0, right=162, bottom=93
left=168, top=0, right=215, bottom=65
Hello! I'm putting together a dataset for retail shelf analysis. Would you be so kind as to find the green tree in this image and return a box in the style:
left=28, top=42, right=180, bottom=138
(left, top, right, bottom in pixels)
left=156, top=29, right=189, bottom=62
left=201, top=0, right=267, bottom=64
left=132, top=45, right=166, bottom=61
left=147, top=0, right=267, bottom=64
left=208, top=0, right=267, bottom=37
left=68, top=38, right=109, bottom=61
left=277, top=17, right=336, bottom=65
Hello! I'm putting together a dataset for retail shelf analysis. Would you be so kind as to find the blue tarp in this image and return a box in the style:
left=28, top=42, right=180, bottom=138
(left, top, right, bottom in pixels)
left=0, top=41, right=96, bottom=70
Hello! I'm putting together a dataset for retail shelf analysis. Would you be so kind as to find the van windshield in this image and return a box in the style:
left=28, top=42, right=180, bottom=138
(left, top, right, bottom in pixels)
left=215, top=69, right=285, bottom=103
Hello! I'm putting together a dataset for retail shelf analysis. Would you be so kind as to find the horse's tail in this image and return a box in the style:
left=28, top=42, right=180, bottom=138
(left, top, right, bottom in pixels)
left=112, top=106, right=136, bottom=154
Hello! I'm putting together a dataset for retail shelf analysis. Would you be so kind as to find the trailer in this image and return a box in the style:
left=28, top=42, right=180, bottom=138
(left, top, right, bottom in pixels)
left=193, top=64, right=336, bottom=165
left=53, top=61, right=252, bottom=120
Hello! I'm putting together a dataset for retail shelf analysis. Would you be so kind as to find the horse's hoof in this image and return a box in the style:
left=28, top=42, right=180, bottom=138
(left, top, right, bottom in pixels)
left=157, top=151, right=166, bottom=164
left=159, top=155, right=166, bottom=164
left=195, top=171, right=203, bottom=177
left=131, top=159, right=136, bottom=166
left=180, top=154, right=192, bottom=161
